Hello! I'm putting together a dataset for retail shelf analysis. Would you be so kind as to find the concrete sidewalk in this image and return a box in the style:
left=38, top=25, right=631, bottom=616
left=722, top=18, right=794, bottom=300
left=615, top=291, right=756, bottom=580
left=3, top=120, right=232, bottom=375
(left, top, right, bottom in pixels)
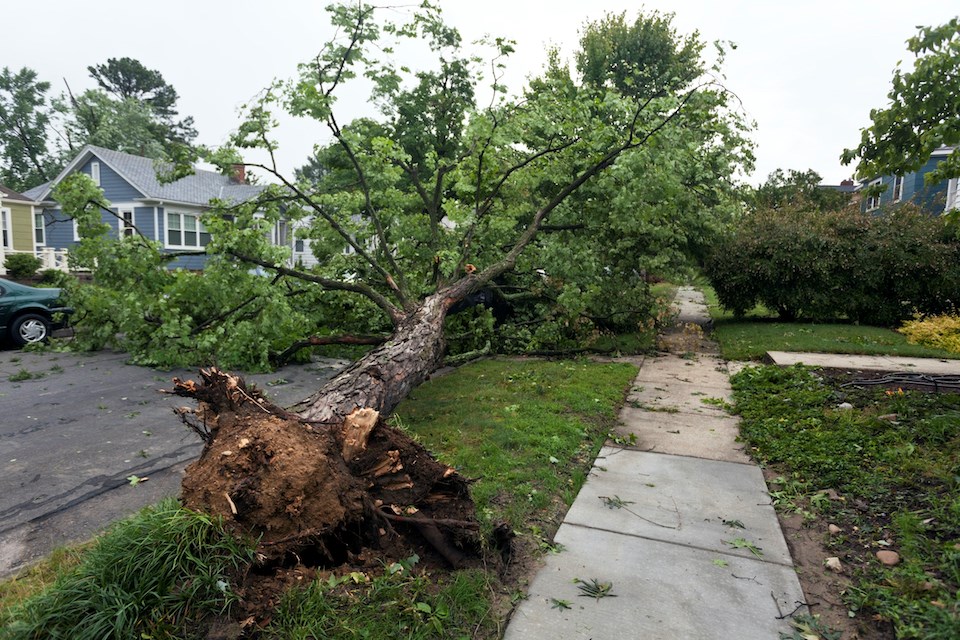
left=505, top=287, right=805, bottom=639
left=767, top=350, right=960, bottom=375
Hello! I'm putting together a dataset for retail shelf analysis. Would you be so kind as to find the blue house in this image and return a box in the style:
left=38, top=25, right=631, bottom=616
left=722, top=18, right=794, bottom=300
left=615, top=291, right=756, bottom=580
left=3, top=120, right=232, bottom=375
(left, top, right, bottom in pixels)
left=861, top=146, right=959, bottom=215
left=22, top=145, right=284, bottom=269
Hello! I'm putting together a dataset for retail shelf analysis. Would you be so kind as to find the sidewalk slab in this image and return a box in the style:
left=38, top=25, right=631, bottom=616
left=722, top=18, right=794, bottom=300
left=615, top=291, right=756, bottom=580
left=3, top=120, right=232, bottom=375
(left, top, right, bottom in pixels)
left=628, top=381, right=731, bottom=416
left=616, top=407, right=750, bottom=464
left=767, top=351, right=960, bottom=375
left=632, top=354, right=731, bottom=388
left=505, top=524, right=804, bottom=640
left=567, top=448, right=792, bottom=565
left=505, top=287, right=806, bottom=639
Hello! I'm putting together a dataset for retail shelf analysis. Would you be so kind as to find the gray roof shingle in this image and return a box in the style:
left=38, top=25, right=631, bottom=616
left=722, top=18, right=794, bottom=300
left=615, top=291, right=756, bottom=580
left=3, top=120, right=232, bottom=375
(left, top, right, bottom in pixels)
left=27, top=145, right=266, bottom=206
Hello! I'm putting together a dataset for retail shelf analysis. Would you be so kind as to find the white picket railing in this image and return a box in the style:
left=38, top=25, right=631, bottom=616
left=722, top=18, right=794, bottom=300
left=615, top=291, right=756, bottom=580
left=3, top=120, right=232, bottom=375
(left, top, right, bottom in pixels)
left=0, top=247, right=73, bottom=276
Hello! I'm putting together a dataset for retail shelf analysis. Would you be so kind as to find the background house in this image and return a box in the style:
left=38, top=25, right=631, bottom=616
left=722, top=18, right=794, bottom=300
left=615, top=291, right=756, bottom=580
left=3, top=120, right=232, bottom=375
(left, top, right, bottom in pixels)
left=860, top=146, right=959, bottom=215
left=0, top=185, right=39, bottom=255
left=0, top=185, right=70, bottom=275
left=22, top=145, right=310, bottom=269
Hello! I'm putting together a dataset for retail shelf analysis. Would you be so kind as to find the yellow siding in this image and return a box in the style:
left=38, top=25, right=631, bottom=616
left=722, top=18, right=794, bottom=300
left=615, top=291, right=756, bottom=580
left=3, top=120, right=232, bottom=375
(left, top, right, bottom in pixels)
left=7, top=201, right=35, bottom=251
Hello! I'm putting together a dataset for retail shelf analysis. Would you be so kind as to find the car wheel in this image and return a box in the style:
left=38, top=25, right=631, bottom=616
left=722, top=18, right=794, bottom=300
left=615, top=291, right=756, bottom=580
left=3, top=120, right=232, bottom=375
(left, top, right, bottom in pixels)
left=11, top=313, right=51, bottom=347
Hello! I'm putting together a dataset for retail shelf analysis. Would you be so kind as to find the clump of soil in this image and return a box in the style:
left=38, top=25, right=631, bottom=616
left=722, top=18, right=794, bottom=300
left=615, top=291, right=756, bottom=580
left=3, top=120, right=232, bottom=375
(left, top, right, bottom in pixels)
left=170, top=368, right=486, bottom=621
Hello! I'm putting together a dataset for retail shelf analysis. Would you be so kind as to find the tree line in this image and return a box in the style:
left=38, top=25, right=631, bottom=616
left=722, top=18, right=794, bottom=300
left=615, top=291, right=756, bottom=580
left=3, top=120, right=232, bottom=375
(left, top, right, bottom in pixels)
left=0, top=57, right=196, bottom=192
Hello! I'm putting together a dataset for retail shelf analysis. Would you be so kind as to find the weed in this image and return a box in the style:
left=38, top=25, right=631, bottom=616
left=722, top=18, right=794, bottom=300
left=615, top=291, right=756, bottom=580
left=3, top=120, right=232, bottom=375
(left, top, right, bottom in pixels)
left=725, top=537, right=763, bottom=558
left=599, top=495, right=634, bottom=509
left=574, top=578, right=616, bottom=600
left=9, top=369, right=42, bottom=382
left=733, top=364, right=960, bottom=638
left=608, top=431, right=638, bottom=447
left=780, top=613, right=842, bottom=640
left=550, top=598, right=572, bottom=610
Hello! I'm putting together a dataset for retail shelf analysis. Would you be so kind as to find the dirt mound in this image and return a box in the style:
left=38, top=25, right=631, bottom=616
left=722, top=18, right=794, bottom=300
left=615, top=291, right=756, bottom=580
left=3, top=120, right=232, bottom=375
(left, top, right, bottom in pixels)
left=172, top=368, right=482, bottom=570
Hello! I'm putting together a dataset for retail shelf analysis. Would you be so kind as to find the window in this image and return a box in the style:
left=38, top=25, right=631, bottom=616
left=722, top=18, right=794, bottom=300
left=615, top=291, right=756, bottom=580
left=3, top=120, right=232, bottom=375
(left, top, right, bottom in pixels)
left=119, top=208, right=135, bottom=237
left=947, top=178, right=959, bottom=213
left=90, top=161, right=101, bottom=186
left=34, top=212, right=45, bottom=245
left=1, top=208, right=11, bottom=249
left=166, top=211, right=210, bottom=248
left=866, top=178, right=882, bottom=211
left=893, top=175, right=904, bottom=202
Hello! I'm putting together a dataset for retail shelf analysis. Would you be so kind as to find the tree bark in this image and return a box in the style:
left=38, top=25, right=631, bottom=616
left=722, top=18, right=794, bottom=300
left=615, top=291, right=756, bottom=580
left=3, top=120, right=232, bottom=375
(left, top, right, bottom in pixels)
left=292, top=290, right=455, bottom=423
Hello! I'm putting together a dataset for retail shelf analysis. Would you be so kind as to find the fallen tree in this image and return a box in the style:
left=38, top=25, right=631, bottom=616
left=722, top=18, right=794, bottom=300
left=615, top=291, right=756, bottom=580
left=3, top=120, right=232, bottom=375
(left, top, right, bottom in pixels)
left=57, top=3, right=751, bottom=572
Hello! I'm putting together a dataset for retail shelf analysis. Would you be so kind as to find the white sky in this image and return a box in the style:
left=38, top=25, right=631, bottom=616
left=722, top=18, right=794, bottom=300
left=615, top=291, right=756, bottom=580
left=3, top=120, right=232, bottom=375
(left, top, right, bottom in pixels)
left=3, top=1, right=958, bottom=186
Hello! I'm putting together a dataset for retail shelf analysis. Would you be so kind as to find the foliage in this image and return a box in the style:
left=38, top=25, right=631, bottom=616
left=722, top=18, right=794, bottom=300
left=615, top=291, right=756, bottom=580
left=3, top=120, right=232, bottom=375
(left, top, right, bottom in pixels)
left=0, top=67, right=58, bottom=191
left=705, top=203, right=960, bottom=324
left=731, top=365, right=960, bottom=639
left=52, top=3, right=750, bottom=368
left=752, top=168, right=851, bottom=212
left=842, top=18, right=960, bottom=218
left=899, top=313, right=960, bottom=354
left=2, top=253, right=42, bottom=279
left=53, top=173, right=368, bottom=370
left=265, top=565, right=491, bottom=639
left=1, top=499, right=255, bottom=639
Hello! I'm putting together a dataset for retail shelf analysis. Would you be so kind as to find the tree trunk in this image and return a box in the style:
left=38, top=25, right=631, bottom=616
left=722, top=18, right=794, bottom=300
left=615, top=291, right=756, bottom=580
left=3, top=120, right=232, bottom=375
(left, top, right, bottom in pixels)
left=175, top=289, right=486, bottom=575
left=292, top=291, right=453, bottom=424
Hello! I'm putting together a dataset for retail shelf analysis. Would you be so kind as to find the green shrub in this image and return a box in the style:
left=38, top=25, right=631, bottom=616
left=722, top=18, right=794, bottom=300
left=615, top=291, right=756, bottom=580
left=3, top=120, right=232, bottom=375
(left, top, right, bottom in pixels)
left=38, top=269, right=69, bottom=286
left=899, top=313, right=960, bottom=354
left=705, top=205, right=960, bottom=325
left=3, top=253, right=42, bottom=279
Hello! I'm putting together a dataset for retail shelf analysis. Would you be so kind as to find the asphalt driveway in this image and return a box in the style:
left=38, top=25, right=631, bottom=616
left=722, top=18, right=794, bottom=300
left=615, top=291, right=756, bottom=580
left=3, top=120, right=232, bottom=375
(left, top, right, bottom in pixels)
left=0, top=348, right=346, bottom=578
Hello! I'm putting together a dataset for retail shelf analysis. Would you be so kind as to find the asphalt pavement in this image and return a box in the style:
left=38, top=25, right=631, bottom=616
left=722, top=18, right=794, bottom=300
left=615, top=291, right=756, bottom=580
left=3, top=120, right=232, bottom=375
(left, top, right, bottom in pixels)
left=0, top=348, right=345, bottom=578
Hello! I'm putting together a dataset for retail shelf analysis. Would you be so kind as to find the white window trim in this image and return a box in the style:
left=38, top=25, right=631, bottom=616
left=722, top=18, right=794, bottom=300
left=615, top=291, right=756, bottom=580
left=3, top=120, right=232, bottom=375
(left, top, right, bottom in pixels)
left=90, top=161, right=101, bottom=186
left=946, top=178, right=959, bottom=212
left=866, top=178, right=883, bottom=211
left=118, top=206, right=136, bottom=238
left=33, top=208, right=45, bottom=247
left=165, top=210, right=211, bottom=249
left=0, top=207, right=12, bottom=250
left=893, top=175, right=904, bottom=202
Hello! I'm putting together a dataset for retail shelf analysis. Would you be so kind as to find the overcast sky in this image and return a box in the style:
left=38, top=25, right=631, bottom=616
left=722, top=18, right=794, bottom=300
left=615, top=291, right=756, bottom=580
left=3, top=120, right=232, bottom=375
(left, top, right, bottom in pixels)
left=4, top=1, right=958, bottom=186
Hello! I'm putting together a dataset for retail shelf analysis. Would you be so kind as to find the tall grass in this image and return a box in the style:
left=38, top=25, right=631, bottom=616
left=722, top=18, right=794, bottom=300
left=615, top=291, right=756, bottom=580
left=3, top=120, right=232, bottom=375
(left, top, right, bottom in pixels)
left=2, top=499, right=254, bottom=639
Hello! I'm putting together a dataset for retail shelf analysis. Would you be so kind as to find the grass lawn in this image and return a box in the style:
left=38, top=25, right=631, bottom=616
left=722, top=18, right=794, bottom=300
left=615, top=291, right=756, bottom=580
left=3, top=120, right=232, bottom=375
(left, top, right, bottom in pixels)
left=701, top=286, right=958, bottom=361
left=731, top=365, right=960, bottom=639
left=0, top=357, right=638, bottom=639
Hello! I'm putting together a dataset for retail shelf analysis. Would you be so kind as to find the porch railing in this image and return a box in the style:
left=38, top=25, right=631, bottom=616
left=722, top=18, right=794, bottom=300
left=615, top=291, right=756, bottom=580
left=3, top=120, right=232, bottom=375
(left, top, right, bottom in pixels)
left=0, top=247, right=73, bottom=276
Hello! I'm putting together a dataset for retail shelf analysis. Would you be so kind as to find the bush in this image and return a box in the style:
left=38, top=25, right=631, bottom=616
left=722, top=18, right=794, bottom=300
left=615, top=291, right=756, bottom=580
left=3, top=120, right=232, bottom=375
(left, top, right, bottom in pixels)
left=3, top=253, right=42, bottom=279
left=705, top=205, right=960, bottom=325
left=899, top=313, right=960, bottom=354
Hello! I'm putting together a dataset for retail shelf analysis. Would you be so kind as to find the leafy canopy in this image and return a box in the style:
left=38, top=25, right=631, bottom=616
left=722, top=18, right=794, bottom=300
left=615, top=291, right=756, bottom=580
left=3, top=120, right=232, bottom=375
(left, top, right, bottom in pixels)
left=59, top=2, right=752, bottom=368
left=842, top=19, right=960, bottom=190
left=0, top=67, right=58, bottom=191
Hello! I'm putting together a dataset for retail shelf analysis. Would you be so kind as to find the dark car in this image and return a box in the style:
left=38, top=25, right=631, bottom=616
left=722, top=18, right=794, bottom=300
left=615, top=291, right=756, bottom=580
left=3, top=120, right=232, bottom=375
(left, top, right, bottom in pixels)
left=0, top=278, right=73, bottom=347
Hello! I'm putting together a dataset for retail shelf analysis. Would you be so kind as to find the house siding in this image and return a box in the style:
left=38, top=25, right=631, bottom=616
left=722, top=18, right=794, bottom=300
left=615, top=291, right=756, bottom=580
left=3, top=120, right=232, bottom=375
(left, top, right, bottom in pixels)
left=863, top=155, right=953, bottom=215
left=42, top=210, right=76, bottom=249
left=6, top=201, right=35, bottom=251
left=84, top=158, right=145, bottom=202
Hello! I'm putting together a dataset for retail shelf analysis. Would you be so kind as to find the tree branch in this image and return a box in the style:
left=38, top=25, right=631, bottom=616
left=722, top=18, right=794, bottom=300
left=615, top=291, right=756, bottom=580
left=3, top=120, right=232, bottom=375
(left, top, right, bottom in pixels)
left=272, top=333, right=388, bottom=365
left=229, top=250, right=404, bottom=326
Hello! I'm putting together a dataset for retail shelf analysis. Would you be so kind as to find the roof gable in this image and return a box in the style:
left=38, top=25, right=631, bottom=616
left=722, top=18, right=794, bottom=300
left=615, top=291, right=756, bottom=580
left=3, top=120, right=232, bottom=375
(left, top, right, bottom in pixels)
left=0, top=184, right=36, bottom=203
left=29, top=145, right=265, bottom=207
